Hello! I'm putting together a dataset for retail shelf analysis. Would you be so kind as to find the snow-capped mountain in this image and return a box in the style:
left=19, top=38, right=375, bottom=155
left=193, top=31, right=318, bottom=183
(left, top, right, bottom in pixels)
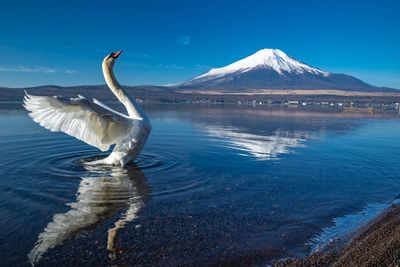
left=190, top=49, right=329, bottom=82
left=173, top=49, right=391, bottom=92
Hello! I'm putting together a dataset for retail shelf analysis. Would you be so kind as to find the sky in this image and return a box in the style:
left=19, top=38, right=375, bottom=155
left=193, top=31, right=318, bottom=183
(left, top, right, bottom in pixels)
left=0, top=0, right=399, bottom=88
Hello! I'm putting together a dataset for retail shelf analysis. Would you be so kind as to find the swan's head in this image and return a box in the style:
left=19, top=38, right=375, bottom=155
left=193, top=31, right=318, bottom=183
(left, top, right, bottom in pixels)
left=102, top=50, right=123, bottom=67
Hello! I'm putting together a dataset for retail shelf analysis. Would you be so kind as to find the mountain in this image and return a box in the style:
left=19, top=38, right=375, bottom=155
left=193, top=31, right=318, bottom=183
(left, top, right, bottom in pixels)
left=173, top=49, right=396, bottom=92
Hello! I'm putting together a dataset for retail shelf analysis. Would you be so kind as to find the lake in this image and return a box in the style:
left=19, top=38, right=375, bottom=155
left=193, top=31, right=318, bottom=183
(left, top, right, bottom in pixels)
left=0, top=103, right=399, bottom=266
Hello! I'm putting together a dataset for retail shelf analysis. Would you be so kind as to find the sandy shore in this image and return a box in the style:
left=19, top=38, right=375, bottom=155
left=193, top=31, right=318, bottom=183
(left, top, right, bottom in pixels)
left=275, top=204, right=400, bottom=267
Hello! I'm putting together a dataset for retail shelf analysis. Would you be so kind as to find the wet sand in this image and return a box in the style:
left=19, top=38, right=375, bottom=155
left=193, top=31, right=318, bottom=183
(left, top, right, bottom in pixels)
left=275, top=204, right=400, bottom=267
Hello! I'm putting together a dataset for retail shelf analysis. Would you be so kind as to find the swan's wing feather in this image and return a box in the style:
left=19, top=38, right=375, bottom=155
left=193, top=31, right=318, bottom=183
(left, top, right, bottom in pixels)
left=23, top=93, right=131, bottom=151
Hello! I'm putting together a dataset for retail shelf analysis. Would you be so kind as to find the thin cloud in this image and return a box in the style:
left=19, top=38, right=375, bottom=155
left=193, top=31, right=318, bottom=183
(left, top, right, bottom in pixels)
left=64, top=69, right=78, bottom=74
left=196, top=64, right=213, bottom=70
left=176, top=35, right=191, bottom=46
left=157, top=63, right=211, bottom=71
left=158, top=64, right=185, bottom=70
left=0, top=66, right=57, bottom=73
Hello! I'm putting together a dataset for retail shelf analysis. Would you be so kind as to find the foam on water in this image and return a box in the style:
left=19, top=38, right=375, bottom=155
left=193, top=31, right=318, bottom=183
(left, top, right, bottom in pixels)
left=309, top=199, right=400, bottom=252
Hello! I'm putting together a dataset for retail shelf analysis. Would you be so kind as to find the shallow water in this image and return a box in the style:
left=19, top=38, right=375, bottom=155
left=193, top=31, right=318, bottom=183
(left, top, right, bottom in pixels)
left=0, top=103, right=400, bottom=266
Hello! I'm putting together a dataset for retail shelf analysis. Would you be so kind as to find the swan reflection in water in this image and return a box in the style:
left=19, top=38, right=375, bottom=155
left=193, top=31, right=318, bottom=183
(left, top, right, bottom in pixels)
left=28, top=163, right=150, bottom=265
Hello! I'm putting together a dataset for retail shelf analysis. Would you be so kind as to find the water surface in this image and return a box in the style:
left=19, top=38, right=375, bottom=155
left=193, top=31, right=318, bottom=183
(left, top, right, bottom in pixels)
left=0, top=103, right=399, bottom=266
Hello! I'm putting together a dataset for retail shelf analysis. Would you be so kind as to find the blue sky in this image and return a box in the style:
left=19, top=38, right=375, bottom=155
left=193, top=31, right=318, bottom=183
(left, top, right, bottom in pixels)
left=1, top=0, right=399, bottom=88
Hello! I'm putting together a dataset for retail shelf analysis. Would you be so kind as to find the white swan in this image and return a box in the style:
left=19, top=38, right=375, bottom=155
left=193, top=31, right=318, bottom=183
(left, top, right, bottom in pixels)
left=23, top=51, right=151, bottom=166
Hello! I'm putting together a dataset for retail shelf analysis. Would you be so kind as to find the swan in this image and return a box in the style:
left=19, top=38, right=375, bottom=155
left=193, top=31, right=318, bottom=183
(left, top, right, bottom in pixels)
left=23, top=51, right=151, bottom=166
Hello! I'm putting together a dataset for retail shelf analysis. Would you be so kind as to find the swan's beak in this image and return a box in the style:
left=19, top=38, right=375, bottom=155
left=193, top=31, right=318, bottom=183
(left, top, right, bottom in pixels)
left=111, top=50, right=123, bottom=58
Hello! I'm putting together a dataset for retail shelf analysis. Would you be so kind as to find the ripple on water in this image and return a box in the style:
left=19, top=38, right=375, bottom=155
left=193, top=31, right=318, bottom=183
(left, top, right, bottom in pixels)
left=22, top=146, right=207, bottom=265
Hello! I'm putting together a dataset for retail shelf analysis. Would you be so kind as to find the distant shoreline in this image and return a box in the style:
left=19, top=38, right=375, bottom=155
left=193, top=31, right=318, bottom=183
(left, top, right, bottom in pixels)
left=180, top=89, right=400, bottom=97
left=1, top=85, right=400, bottom=106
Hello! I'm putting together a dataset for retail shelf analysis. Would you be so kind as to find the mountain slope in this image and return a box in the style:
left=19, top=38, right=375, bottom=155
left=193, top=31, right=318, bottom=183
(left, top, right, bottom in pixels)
left=173, top=49, right=396, bottom=92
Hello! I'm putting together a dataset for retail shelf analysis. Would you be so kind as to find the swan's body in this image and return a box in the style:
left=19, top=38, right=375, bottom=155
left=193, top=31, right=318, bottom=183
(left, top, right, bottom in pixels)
left=23, top=51, right=151, bottom=166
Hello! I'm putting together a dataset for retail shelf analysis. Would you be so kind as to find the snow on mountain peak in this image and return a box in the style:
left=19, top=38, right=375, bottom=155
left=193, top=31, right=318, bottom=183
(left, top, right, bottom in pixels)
left=192, top=48, right=329, bottom=81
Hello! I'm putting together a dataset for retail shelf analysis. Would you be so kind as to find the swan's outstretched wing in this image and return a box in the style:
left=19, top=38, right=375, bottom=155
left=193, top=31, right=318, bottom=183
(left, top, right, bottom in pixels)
left=23, top=92, right=132, bottom=151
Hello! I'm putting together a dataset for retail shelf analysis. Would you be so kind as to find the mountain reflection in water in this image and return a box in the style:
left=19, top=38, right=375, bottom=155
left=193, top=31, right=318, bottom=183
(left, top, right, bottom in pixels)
left=204, top=126, right=314, bottom=160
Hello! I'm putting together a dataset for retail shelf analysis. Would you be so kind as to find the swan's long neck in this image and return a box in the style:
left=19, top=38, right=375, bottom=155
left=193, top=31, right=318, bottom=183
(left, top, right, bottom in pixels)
left=102, top=61, right=146, bottom=119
